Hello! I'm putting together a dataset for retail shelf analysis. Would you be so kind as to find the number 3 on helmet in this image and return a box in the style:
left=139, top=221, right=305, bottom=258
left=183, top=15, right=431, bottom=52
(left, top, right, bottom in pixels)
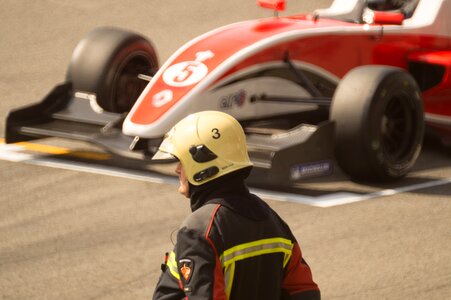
left=152, top=111, right=253, bottom=185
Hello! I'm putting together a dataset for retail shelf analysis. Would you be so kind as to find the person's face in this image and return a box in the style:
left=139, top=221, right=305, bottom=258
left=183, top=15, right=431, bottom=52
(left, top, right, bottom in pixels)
left=175, top=162, right=190, bottom=198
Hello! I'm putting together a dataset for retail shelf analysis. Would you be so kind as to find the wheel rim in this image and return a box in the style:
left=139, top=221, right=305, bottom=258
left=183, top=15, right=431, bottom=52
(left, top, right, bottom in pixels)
left=381, top=95, right=415, bottom=162
left=113, top=54, right=155, bottom=113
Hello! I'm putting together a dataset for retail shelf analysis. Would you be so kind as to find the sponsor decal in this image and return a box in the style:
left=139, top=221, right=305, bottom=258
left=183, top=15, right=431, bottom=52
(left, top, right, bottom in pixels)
left=219, top=90, right=246, bottom=109
left=163, top=50, right=214, bottom=87
left=290, top=160, right=332, bottom=180
left=178, top=258, right=194, bottom=283
left=152, top=89, right=173, bottom=107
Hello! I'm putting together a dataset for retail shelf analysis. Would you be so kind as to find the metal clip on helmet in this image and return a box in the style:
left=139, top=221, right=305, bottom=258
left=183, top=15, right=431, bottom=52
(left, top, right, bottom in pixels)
left=152, top=111, right=253, bottom=185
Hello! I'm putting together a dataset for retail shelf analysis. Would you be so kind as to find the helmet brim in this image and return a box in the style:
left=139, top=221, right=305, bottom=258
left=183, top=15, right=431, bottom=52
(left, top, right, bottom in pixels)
left=151, top=149, right=176, bottom=161
left=151, top=133, right=178, bottom=162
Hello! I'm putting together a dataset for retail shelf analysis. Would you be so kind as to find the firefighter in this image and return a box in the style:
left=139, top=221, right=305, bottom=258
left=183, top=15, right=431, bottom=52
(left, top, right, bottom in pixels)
left=152, top=111, right=320, bottom=300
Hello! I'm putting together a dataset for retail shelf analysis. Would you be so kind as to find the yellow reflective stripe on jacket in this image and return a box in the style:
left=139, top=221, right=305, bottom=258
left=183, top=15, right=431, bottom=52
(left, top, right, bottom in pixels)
left=167, top=251, right=180, bottom=280
left=221, top=237, right=293, bottom=267
left=224, top=260, right=236, bottom=298
left=220, top=237, right=293, bottom=298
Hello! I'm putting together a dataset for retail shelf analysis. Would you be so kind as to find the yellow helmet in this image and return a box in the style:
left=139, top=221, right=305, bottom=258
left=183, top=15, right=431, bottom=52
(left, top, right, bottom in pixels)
left=152, top=111, right=252, bottom=185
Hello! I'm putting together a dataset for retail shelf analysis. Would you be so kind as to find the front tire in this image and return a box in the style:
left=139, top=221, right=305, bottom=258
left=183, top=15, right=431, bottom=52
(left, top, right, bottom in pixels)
left=330, top=66, right=424, bottom=181
left=67, top=27, right=158, bottom=113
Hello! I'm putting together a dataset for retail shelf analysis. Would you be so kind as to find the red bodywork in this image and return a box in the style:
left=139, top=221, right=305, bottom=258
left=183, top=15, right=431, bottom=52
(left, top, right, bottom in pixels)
left=125, top=0, right=451, bottom=145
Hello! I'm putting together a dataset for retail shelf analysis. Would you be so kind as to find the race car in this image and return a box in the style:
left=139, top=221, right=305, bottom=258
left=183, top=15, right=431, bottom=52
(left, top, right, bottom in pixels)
left=5, top=0, right=451, bottom=188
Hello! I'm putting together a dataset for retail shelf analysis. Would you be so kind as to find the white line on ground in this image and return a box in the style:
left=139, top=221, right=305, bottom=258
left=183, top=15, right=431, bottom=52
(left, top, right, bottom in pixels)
left=1, top=142, right=450, bottom=207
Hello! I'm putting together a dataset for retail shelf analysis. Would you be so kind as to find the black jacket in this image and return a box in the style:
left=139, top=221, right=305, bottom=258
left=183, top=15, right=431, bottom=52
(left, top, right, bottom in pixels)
left=153, top=170, right=320, bottom=300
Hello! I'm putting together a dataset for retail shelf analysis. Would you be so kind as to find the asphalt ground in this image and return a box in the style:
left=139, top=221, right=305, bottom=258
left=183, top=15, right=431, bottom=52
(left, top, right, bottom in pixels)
left=0, top=1, right=450, bottom=299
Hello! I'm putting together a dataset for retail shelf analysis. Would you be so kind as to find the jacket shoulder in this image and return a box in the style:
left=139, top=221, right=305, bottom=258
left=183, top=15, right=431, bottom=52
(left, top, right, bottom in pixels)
left=180, top=203, right=220, bottom=234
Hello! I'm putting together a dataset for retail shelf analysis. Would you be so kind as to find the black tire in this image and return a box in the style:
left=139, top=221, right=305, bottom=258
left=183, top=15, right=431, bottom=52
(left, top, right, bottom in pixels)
left=330, top=66, right=424, bottom=181
left=67, top=27, right=158, bottom=113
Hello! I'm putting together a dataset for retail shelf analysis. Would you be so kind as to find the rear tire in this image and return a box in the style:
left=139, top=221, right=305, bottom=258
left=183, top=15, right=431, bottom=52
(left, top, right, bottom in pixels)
left=67, top=27, right=158, bottom=113
left=330, top=66, right=424, bottom=181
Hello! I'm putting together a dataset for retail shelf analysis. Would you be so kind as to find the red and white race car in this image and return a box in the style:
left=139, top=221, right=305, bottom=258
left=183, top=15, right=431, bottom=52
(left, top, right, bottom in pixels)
left=5, top=0, right=451, bottom=188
